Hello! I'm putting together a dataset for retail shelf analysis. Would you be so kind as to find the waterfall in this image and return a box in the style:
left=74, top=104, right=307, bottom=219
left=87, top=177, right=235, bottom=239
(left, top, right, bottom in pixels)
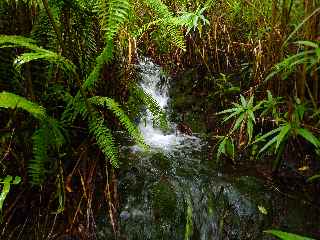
left=97, top=58, right=274, bottom=240
left=136, top=57, right=199, bottom=150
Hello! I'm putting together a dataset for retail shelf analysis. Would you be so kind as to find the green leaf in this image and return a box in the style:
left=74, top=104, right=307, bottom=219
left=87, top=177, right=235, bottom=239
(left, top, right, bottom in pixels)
left=295, top=40, right=319, bottom=49
left=276, top=124, right=291, bottom=150
left=217, top=107, right=240, bottom=115
left=225, top=138, right=235, bottom=160
left=247, top=118, right=253, bottom=143
left=232, top=113, right=245, bottom=132
left=89, top=96, right=147, bottom=148
left=267, top=90, right=273, bottom=101
left=12, top=176, right=21, bottom=185
left=297, top=128, right=320, bottom=148
left=0, top=91, right=47, bottom=120
left=0, top=175, right=20, bottom=212
left=259, top=134, right=278, bottom=154
left=264, top=230, right=316, bottom=240
left=307, top=174, right=320, bottom=182
left=225, top=86, right=240, bottom=94
left=258, top=205, right=268, bottom=215
left=217, top=138, right=227, bottom=160
left=248, top=110, right=256, bottom=123
left=222, top=110, right=242, bottom=123
left=254, top=126, right=282, bottom=144
left=240, top=95, right=247, bottom=107
left=248, top=95, right=254, bottom=108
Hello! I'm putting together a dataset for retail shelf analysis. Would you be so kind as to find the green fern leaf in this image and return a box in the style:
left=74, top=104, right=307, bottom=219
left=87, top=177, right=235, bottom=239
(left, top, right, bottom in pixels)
left=83, top=0, right=130, bottom=91
left=82, top=43, right=113, bottom=91
left=0, top=35, right=76, bottom=74
left=104, top=0, right=130, bottom=42
left=88, top=114, right=119, bottom=168
left=89, top=96, right=147, bottom=148
left=29, top=126, right=48, bottom=185
left=0, top=91, right=65, bottom=185
left=0, top=91, right=47, bottom=120
left=142, top=0, right=186, bottom=50
left=132, top=85, right=168, bottom=130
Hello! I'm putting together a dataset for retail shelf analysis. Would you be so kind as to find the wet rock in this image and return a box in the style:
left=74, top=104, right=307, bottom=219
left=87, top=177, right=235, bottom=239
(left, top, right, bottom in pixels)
left=150, top=151, right=171, bottom=171
left=151, top=181, right=177, bottom=220
left=176, top=122, right=193, bottom=135
left=120, top=211, right=130, bottom=221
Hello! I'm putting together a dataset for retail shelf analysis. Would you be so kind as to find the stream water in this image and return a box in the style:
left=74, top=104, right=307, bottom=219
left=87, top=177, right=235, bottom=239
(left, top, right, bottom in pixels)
left=97, top=58, right=319, bottom=240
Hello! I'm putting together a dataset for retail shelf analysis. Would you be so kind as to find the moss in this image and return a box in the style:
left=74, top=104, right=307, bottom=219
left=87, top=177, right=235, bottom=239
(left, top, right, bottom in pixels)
left=151, top=180, right=177, bottom=220
left=150, top=152, right=171, bottom=171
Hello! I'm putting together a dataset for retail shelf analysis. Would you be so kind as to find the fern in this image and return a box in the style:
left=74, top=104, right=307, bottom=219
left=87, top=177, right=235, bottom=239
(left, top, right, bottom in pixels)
left=82, top=43, right=113, bottom=91
left=132, top=85, right=168, bottom=130
left=141, top=0, right=186, bottom=50
left=29, top=126, right=48, bottom=185
left=62, top=93, right=88, bottom=124
left=98, top=0, right=130, bottom=42
left=89, top=96, right=146, bottom=148
left=0, top=91, right=65, bottom=185
left=29, top=118, right=65, bottom=185
left=0, top=91, right=47, bottom=120
left=0, top=35, right=76, bottom=74
left=88, top=114, right=119, bottom=168
left=60, top=89, right=120, bottom=167
left=82, top=0, right=130, bottom=91
left=143, top=0, right=172, bottom=18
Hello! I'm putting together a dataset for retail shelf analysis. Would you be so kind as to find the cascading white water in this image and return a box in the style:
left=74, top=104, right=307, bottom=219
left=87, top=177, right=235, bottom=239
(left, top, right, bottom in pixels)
left=136, top=57, right=199, bottom=150
left=98, top=58, right=287, bottom=240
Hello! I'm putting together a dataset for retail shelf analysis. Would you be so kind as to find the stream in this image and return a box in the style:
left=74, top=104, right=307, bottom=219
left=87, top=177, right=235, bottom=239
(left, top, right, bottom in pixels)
left=96, top=58, right=320, bottom=240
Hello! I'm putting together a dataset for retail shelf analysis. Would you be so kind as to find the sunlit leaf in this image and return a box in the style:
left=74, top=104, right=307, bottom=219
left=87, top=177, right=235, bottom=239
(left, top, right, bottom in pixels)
left=276, top=124, right=291, bottom=150
left=264, top=230, right=316, bottom=240
left=258, top=205, right=268, bottom=215
left=247, top=118, right=253, bottom=143
left=307, top=174, right=320, bottom=182
left=225, top=138, right=235, bottom=160
left=232, top=113, right=245, bottom=132
left=297, top=128, right=320, bottom=148
left=295, top=40, right=319, bottom=49
left=259, top=134, right=277, bottom=154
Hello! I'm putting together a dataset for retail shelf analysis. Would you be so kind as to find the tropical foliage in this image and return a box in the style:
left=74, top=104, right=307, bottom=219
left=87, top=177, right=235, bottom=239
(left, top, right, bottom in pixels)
left=0, top=0, right=319, bottom=238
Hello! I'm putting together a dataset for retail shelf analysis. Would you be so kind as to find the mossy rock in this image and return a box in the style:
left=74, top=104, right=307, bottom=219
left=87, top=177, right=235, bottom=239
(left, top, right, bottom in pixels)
left=151, top=181, right=177, bottom=220
left=150, top=152, right=171, bottom=171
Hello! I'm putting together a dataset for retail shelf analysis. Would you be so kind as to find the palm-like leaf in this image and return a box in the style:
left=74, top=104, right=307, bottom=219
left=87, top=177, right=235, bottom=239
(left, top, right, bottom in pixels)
left=217, top=94, right=260, bottom=144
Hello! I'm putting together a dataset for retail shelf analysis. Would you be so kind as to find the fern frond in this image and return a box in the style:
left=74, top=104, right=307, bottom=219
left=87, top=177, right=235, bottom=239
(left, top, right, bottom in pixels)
left=102, top=0, right=130, bottom=42
left=83, top=0, right=130, bottom=91
left=96, top=0, right=130, bottom=41
left=63, top=95, right=121, bottom=167
left=143, top=0, right=172, bottom=18
left=82, top=43, right=113, bottom=91
left=46, top=117, right=66, bottom=148
left=0, top=91, right=47, bottom=120
left=141, top=0, right=186, bottom=50
left=0, top=35, right=76, bottom=74
left=29, top=126, right=48, bottom=185
left=132, top=86, right=168, bottom=130
left=165, top=22, right=186, bottom=50
left=28, top=119, right=65, bottom=186
left=0, top=91, right=65, bottom=185
left=88, top=114, right=119, bottom=168
left=89, top=96, right=147, bottom=147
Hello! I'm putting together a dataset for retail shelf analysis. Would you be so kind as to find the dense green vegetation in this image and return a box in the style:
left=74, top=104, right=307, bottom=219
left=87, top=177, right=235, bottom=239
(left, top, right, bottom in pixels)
left=0, top=0, right=319, bottom=239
